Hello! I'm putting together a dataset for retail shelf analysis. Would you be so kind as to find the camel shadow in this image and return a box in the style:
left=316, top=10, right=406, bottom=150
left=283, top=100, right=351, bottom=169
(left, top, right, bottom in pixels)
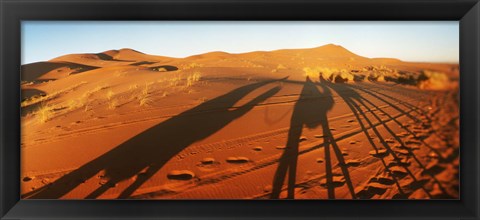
left=323, top=81, right=438, bottom=199
left=270, top=76, right=356, bottom=199
left=26, top=78, right=284, bottom=199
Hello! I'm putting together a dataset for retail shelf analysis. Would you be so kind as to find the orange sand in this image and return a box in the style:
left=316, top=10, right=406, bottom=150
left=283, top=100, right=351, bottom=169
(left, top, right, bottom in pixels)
left=20, top=44, right=459, bottom=199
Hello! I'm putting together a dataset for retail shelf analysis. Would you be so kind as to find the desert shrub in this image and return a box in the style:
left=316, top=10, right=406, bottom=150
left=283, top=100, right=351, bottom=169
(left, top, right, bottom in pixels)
left=417, top=70, right=450, bottom=90
left=169, top=75, right=182, bottom=87
left=138, top=83, right=152, bottom=106
left=106, top=90, right=114, bottom=100
left=303, top=67, right=322, bottom=80
left=186, top=72, right=201, bottom=87
left=129, top=84, right=138, bottom=90
left=21, top=81, right=87, bottom=108
left=182, top=63, right=204, bottom=70
left=37, top=103, right=54, bottom=123
left=108, top=99, right=118, bottom=110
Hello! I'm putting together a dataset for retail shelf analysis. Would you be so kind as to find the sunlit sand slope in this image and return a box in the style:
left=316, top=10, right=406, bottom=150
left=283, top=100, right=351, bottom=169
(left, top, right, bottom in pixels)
left=21, top=44, right=459, bottom=199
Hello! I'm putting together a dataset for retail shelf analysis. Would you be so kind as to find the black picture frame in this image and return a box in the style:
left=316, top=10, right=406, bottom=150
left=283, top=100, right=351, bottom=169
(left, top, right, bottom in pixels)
left=1, top=0, right=479, bottom=219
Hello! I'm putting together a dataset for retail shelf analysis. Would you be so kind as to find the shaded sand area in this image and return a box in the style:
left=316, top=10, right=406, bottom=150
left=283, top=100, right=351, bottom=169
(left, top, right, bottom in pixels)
left=21, top=44, right=459, bottom=199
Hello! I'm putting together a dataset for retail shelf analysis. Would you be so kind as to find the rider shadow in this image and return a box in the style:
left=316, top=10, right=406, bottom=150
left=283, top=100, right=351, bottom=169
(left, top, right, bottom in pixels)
left=270, top=76, right=356, bottom=199
left=27, top=79, right=283, bottom=199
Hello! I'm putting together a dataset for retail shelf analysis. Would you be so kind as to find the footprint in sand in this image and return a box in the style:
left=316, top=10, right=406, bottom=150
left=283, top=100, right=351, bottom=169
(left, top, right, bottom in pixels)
left=314, top=134, right=325, bottom=138
left=393, top=143, right=404, bottom=148
left=405, top=139, right=422, bottom=145
left=367, top=182, right=388, bottom=191
left=414, top=133, right=429, bottom=139
left=407, top=145, right=421, bottom=151
left=316, top=158, right=324, bottom=163
left=394, top=149, right=411, bottom=155
left=349, top=141, right=356, bottom=144
left=347, top=119, right=355, bottom=123
left=389, top=167, right=408, bottom=177
left=369, top=149, right=389, bottom=157
left=387, top=160, right=409, bottom=168
left=369, top=176, right=395, bottom=185
left=275, top=146, right=287, bottom=150
left=427, top=152, right=439, bottom=159
left=422, top=162, right=446, bottom=175
left=263, top=185, right=273, bottom=192
left=355, top=182, right=389, bottom=198
left=345, top=159, right=361, bottom=166
left=252, top=146, right=263, bottom=151
left=299, top=136, right=308, bottom=141
left=320, top=175, right=345, bottom=187
left=201, top=157, right=216, bottom=165
left=226, top=156, right=250, bottom=163
left=396, top=132, right=409, bottom=137
left=385, top=138, right=396, bottom=143
left=22, top=176, right=34, bottom=182
left=167, top=170, right=196, bottom=180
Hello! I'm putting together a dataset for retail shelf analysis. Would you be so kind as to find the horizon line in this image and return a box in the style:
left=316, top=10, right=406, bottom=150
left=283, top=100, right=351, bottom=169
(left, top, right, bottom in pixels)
left=24, top=43, right=459, bottom=65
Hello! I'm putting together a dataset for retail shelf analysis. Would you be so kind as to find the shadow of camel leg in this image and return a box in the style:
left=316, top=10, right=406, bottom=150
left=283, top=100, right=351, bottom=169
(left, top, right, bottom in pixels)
left=117, top=164, right=161, bottom=199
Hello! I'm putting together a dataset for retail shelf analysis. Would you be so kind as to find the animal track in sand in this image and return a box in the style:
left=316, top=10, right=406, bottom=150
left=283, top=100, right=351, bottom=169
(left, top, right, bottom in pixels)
left=345, top=159, right=361, bottom=166
left=387, top=159, right=411, bottom=167
left=320, top=175, right=346, bottom=187
left=369, top=176, right=395, bottom=185
left=428, top=152, right=439, bottom=158
left=23, top=176, right=34, bottom=182
left=299, top=136, right=308, bottom=141
left=252, top=146, right=263, bottom=151
left=385, top=138, right=396, bottom=143
left=389, top=167, right=408, bottom=177
left=367, top=182, right=388, bottom=190
left=422, top=162, right=446, bottom=175
left=167, top=170, right=196, bottom=180
left=226, top=156, right=250, bottom=163
left=394, top=149, right=411, bottom=155
left=316, top=158, right=324, bottom=163
left=396, top=132, right=409, bottom=137
left=393, top=143, right=404, bottom=148
left=369, top=149, right=389, bottom=157
left=201, top=157, right=216, bottom=165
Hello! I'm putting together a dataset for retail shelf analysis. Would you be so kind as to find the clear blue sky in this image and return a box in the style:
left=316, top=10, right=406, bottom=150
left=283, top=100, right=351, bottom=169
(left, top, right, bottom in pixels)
left=21, top=21, right=459, bottom=64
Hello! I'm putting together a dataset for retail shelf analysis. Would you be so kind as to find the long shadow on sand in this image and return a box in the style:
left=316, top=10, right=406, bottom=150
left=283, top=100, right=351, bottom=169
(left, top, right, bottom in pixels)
left=26, top=78, right=283, bottom=199
left=323, top=81, right=440, bottom=199
left=270, top=77, right=356, bottom=199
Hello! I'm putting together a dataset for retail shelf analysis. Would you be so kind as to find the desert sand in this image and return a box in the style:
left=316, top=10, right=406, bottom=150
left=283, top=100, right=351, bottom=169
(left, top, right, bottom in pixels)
left=20, top=44, right=459, bottom=199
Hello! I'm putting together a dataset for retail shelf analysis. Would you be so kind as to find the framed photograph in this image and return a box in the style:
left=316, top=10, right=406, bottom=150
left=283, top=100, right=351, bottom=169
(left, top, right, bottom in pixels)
left=1, top=0, right=479, bottom=219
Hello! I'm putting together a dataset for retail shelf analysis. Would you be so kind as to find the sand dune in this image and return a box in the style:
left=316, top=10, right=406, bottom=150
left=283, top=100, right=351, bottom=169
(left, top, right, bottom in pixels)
left=20, top=44, right=459, bottom=199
